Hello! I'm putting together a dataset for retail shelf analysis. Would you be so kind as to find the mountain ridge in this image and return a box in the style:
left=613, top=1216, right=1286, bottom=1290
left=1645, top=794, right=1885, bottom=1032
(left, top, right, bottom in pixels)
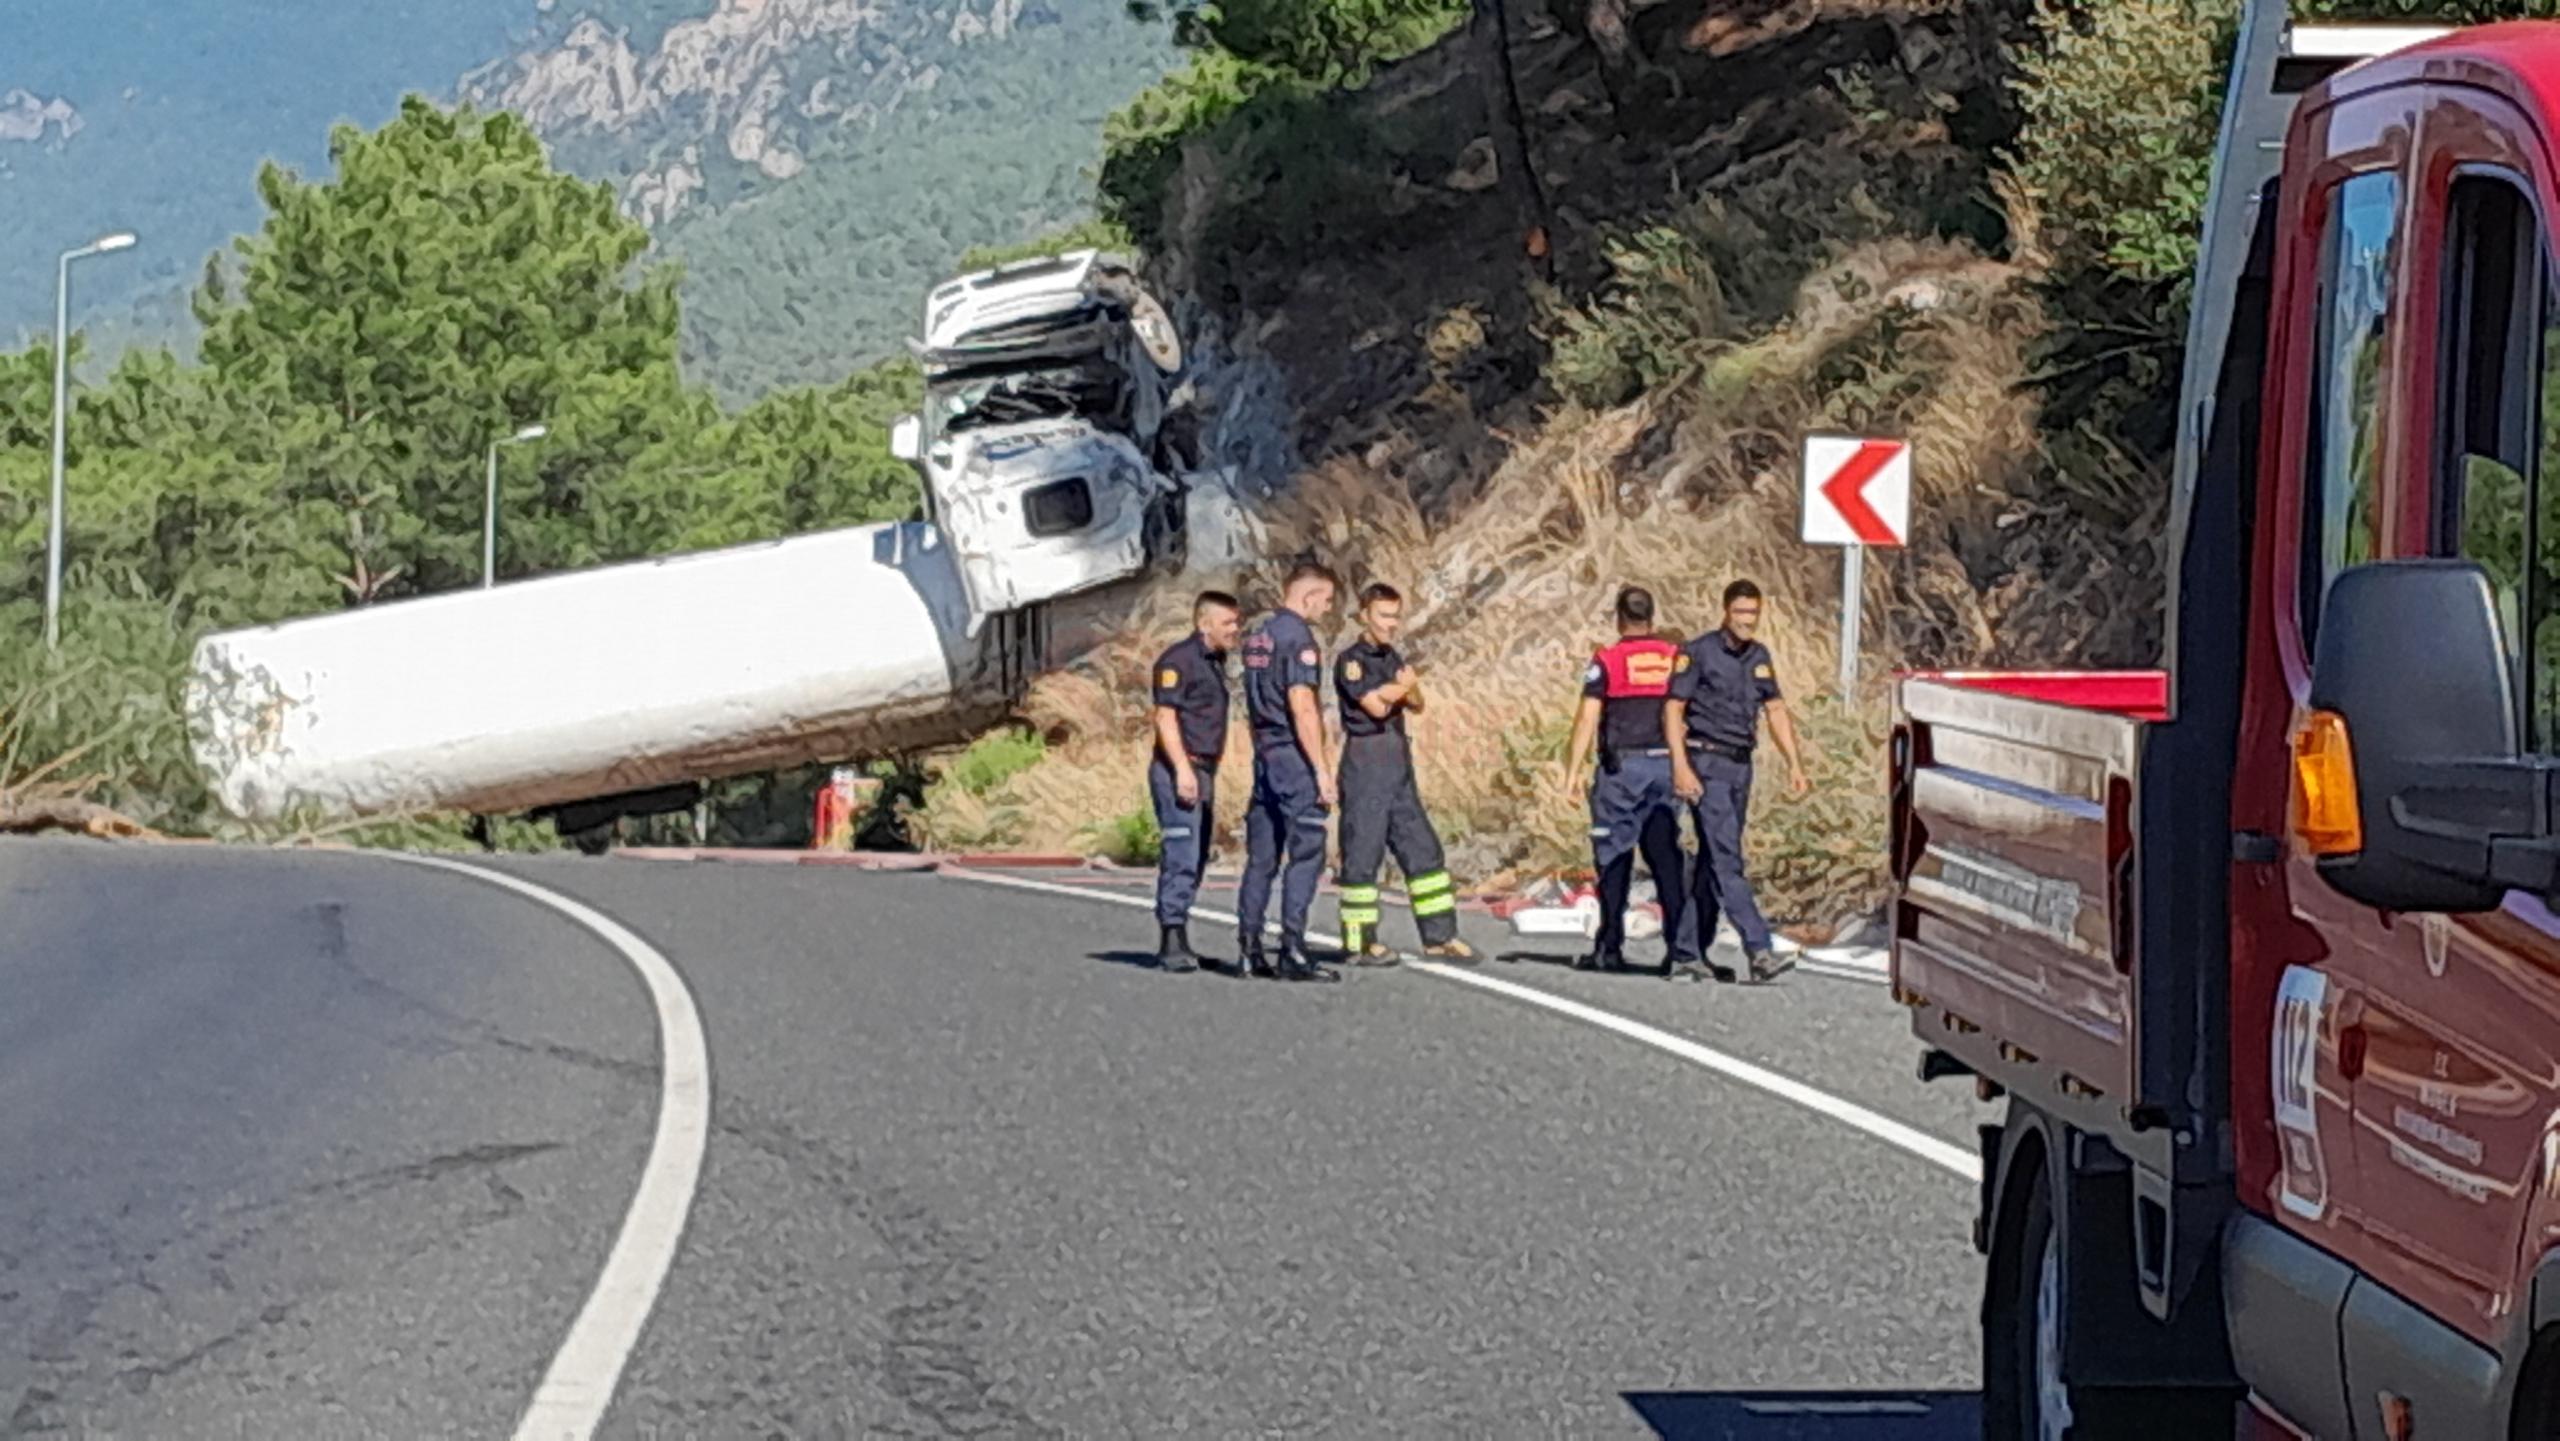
left=0, top=1, right=1172, bottom=397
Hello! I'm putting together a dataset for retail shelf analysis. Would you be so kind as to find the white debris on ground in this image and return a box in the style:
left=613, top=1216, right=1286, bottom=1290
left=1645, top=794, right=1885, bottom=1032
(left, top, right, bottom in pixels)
left=1489, top=874, right=1890, bottom=976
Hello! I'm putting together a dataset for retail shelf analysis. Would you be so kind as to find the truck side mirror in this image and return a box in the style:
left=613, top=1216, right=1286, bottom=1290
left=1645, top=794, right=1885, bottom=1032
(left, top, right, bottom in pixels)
left=2303, top=560, right=2560, bottom=913
left=890, top=414, right=923, bottom=464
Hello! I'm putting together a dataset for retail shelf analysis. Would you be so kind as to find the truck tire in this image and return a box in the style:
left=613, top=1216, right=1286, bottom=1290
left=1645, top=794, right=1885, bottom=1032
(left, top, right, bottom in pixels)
left=1987, top=1170, right=2235, bottom=1440
left=2512, top=1332, right=2560, bottom=1439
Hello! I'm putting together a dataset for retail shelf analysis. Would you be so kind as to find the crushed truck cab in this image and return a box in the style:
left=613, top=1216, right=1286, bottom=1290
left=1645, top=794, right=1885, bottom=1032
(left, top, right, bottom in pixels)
left=1893, top=9, right=2560, bottom=1437
left=895, top=248, right=1194, bottom=632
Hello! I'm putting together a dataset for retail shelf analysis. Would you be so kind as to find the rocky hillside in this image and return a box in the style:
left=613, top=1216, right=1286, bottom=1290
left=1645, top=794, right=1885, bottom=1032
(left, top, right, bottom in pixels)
left=1, top=1, right=1175, bottom=397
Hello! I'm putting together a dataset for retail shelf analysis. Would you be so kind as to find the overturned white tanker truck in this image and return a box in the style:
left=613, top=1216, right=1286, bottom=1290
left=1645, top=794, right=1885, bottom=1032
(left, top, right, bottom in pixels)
left=185, top=251, right=1208, bottom=840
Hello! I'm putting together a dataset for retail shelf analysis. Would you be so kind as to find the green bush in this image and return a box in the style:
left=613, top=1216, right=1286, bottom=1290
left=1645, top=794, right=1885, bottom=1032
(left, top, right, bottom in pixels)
left=1136, top=0, right=1467, bottom=87
left=1085, top=806, right=1162, bottom=867
left=1543, top=226, right=1732, bottom=409
left=2013, top=0, right=2560, bottom=305
left=0, top=599, right=207, bottom=828
left=942, top=729, right=1048, bottom=797
left=1101, top=50, right=1267, bottom=244
left=1101, top=0, right=1463, bottom=247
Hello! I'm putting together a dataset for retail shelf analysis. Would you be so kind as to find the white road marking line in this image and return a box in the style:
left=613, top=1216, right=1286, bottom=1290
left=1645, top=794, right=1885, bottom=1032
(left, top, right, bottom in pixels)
left=943, top=867, right=1977, bottom=1182
left=1796, top=957, right=1889, bottom=985
left=385, top=854, right=712, bottom=1441
left=1409, top=962, right=1977, bottom=1179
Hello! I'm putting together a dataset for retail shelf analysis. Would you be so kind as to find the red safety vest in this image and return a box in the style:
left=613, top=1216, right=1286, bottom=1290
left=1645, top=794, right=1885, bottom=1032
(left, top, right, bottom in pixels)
left=1594, top=636, right=1679, bottom=697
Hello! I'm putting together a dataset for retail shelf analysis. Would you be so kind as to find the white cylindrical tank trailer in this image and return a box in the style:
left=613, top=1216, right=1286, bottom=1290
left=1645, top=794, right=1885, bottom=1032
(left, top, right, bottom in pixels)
left=185, top=521, right=1040, bottom=824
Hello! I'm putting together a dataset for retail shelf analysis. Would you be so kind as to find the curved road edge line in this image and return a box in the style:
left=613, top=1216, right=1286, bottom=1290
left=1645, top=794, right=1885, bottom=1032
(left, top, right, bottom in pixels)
left=383, top=853, right=713, bottom=1441
left=939, top=866, right=1978, bottom=1182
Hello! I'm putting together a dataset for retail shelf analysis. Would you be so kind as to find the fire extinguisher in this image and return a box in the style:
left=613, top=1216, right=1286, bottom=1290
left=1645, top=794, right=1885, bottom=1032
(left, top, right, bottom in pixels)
left=812, top=767, right=877, bottom=852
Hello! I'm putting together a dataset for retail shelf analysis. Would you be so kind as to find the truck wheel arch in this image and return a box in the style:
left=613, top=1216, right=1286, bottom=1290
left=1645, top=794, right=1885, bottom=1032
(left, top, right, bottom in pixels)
left=1983, top=1107, right=2058, bottom=1261
left=2531, top=1248, right=2560, bottom=1336
left=2514, top=1249, right=2560, bottom=1434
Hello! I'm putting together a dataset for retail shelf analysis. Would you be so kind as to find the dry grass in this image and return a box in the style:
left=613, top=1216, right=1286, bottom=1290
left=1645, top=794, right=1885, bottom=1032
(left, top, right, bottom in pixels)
left=911, top=228, right=2081, bottom=927
left=0, top=676, right=163, bottom=840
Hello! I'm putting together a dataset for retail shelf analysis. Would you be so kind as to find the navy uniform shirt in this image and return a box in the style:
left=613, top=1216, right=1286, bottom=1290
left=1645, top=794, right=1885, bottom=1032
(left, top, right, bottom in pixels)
left=1669, top=628, right=1782, bottom=751
left=1582, top=635, right=1680, bottom=756
left=1334, top=639, right=1409, bottom=740
left=1241, top=609, right=1324, bottom=752
left=1150, top=631, right=1230, bottom=764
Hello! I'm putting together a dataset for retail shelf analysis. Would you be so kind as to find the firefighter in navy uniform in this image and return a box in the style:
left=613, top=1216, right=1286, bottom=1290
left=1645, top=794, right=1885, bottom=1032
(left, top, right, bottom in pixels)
left=1332, top=583, right=1476, bottom=966
left=1147, top=590, right=1243, bottom=973
left=1666, top=579, right=1810, bottom=984
left=1235, top=561, right=1342, bottom=981
left=1561, top=586, right=1693, bottom=975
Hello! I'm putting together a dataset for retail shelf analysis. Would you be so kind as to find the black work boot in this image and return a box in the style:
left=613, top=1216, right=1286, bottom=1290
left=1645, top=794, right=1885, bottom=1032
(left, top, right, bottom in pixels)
left=1278, top=937, right=1332, bottom=982
left=1157, top=924, right=1200, bottom=975
left=1238, top=937, right=1278, bottom=980
left=1575, top=948, right=1623, bottom=973
left=1747, top=949, right=1795, bottom=984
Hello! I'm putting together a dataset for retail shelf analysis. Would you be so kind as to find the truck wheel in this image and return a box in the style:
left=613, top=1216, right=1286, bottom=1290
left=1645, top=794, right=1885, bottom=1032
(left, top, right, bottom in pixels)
left=2513, top=1332, right=2560, bottom=1438
left=1988, top=1171, right=2234, bottom=1440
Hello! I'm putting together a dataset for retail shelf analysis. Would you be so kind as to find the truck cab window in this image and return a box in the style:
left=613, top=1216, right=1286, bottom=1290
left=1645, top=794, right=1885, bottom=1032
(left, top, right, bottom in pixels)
left=2437, top=176, right=2536, bottom=730
left=2435, top=174, right=2560, bottom=745
left=2301, top=170, right=2400, bottom=648
left=2540, top=315, right=2560, bottom=746
left=1022, top=476, right=1095, bottom=537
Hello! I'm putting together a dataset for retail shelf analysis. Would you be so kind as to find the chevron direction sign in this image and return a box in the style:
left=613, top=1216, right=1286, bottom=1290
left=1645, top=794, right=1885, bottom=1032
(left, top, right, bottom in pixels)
left=1800, top=435, right=1910, bottom=548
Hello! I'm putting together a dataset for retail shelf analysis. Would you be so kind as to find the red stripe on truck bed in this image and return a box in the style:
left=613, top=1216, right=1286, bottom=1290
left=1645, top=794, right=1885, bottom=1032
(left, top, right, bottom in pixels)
left=1900, top=670, right=2169, bottom=721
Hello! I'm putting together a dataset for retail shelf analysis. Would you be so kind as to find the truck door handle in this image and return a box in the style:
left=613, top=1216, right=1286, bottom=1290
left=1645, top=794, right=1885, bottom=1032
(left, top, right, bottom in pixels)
left=2233, top=830, right=2281, bottom=864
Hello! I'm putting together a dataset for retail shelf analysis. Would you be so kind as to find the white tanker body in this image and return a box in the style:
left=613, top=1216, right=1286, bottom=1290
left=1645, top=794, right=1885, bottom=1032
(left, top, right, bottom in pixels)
left=185, top=521, right=1041, bottom=824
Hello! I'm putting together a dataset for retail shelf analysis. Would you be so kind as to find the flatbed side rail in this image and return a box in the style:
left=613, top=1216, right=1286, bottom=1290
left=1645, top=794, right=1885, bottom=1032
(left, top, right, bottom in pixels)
left=1893, top=677, right=2146, bottom=1108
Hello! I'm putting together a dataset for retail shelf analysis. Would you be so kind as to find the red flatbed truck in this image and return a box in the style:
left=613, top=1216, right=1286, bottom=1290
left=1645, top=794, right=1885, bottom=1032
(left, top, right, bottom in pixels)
left=1892, top=6, right=2560, bottom=1437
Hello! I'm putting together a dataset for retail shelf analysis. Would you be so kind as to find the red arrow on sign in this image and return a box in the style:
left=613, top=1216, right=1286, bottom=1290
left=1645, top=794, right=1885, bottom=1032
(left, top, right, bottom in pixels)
left=1819, top=439, right=1904, bottom=546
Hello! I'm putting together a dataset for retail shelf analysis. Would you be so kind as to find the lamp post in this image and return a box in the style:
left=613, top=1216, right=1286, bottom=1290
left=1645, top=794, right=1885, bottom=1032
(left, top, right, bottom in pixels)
left=482, top=423, right=549, bottom=589
left=45, top=230, right=138, bottom=650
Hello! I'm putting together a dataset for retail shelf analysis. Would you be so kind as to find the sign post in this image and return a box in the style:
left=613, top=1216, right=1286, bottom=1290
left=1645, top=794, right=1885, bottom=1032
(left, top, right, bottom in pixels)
left=1800, top=435, right=1911, bottom=695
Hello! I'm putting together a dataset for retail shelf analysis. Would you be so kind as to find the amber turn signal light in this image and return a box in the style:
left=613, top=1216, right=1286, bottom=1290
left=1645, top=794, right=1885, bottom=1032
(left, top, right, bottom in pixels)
left=2292, top=709, right=2363, bottom=857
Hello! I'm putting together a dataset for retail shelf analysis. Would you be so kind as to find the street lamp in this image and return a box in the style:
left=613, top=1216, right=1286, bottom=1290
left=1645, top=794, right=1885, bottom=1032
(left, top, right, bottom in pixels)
left=44, top=230, right=138, bottom=650
left=483, top=423, right=549, bottom=589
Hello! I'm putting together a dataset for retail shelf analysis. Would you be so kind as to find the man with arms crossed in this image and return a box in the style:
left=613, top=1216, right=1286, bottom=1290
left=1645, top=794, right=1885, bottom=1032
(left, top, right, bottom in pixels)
left=1333, top=582, right=1477, bottom=965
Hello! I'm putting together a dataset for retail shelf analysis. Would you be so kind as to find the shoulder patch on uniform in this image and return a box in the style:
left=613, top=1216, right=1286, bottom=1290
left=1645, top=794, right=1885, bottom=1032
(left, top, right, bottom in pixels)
left=1300, top=648, right=1319, bottom=667
left=1160, top=667, right=1181, bottom=688
left=1583, top=661, right=1603, bottom=685
left=1675, top=653, right=1692, bottom=672
left=1344, top=659, right=1363, bottom=682
left=1754, top=663, right=1774, bottom=679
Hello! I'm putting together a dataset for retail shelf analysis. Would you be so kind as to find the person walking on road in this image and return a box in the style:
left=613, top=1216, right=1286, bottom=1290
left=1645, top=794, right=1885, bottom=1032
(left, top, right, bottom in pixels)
left=1333, top=583, right=1478, bottom=966
left=1147, top=589, right=1242, bottom=974
left=1666, top=579, right=1810, bottom=984
left=1235, top=562, right=1341, bottom=982
left=1561, top=585, right=1691, bottom=977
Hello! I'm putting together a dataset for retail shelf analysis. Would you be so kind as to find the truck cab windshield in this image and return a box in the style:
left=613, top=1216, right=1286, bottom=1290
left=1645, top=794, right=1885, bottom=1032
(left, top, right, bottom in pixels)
left=930, top=360, right=1128, bottom=434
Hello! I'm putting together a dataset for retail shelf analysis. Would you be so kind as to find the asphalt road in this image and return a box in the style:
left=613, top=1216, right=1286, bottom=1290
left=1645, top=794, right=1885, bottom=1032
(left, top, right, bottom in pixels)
left=3, top=838, right=1990, bottom=1438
